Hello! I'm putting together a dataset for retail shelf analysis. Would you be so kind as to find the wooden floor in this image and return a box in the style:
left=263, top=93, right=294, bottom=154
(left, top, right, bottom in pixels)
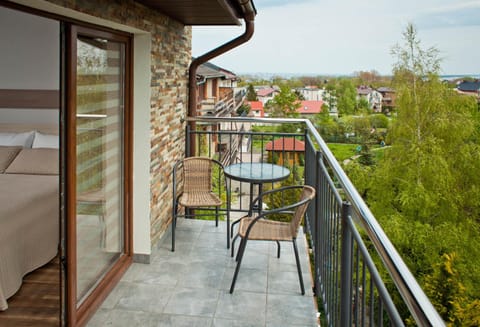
left=0, top=257, right=60, bottom=327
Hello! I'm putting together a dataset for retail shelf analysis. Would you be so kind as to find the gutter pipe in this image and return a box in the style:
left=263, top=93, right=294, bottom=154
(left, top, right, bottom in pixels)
left=187, top=0, right=256, bottom=156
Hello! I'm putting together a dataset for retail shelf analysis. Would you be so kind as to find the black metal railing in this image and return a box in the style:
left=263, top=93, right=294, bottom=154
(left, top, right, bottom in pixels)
left=186, top=116, right=445, bottom=327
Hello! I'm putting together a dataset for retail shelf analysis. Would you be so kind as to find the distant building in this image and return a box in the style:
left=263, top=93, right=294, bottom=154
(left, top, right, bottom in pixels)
left=456, top=81, right=480, bottom=97
left=296, top=86, right=325, bottom=101
left=296, top=100, right=323, bottom=117
left=196, top=61, right=245, bottom=117
left=256, top=87, right=279, bottom=105
left=377, top=86, right=396, bottom=111
left=265, top=137, right=305, bottom=166
left=248, top=101, right=264, bottom=118
left=356, top=86, right=383, bottom=112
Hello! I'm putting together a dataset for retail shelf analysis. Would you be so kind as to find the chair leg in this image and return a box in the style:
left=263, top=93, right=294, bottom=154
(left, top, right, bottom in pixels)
left=230, top=237, right=248, bottom=294
left=230, top=218, right=240, bottom=237
left=171, top=203, right=178, bottom=252
left=231, top=233, right=240, bottom=257
left=236, top=236, right=247, bottom=262
left=276, top=240, right=281, bottom=258
left=292, top=239, right=305, bottom=295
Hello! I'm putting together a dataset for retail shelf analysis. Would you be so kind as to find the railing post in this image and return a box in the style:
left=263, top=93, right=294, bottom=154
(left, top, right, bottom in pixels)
left=340, top=201, right=352, bottom=327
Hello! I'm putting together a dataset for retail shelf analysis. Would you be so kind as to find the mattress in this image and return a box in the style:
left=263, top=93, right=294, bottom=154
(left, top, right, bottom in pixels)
left=0, top=173, right=59, bottom=311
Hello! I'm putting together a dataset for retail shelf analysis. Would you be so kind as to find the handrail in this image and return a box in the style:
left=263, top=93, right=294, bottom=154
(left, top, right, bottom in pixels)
left=186, top=116, right=445, bottom=326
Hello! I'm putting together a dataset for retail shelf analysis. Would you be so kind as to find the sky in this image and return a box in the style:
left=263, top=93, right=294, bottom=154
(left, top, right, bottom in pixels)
left=192, top=0, right=480, bottom=76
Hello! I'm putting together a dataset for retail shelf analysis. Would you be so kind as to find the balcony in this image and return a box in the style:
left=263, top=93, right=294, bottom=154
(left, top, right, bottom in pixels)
left=89, top=117, right=444, bottom=326
left=198, top=89, right=246, bottom=117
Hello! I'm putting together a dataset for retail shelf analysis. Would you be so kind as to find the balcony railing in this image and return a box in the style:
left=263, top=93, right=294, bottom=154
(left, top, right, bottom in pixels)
left=186, top=116, right=445, bottom=327
left=198, top=89, right=246, bottom=117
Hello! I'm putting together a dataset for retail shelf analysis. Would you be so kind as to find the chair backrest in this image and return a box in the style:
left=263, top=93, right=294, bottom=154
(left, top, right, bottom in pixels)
left=289, top=185, right=316, bottom=236
left=183, top=157, right=215, bottom=193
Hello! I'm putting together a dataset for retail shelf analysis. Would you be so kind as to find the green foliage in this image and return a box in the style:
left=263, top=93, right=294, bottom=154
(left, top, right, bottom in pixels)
left=423, top=253, right=480, bottom=326
left=262, top=165, right=303, bottom=222
left=246, top=84, right=258, bottom=101
left=265, top=85, right=300, bottom=118
left=344, top=23, right=480, bottom=323
left=336, top=79, right=357, bottom=115
left=369, top=114, right=389, bottom=128
left=236, top=103, right=250, bottom=116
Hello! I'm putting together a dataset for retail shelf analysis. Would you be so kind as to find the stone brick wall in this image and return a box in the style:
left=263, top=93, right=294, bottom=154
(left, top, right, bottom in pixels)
left=44, top=0, right=190, bottom=246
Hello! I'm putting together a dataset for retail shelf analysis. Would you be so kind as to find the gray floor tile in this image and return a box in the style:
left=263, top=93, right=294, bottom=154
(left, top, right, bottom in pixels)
left=95, top=309, right=154, bottom=327
left=89, top=220, right=318, bottom=326
left=149, top=313, right=213, bottom=327
left=266, top=293, right=317, bottom=326
left=215, top=290, right=266, bottom=324
left=213, top=317, right=265, bottom=327
left=115, top=282, right=174, bottom=313
left=222, top=266, right=268, bottom=293
left=163, top=287, right=220, bottom=317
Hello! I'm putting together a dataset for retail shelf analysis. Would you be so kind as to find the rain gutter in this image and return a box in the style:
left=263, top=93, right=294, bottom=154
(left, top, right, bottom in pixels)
left=187, top=0, right=256, bottom=155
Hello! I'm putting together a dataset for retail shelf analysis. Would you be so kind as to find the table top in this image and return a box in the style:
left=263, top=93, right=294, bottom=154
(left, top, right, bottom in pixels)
left=224, top=162, right=290, bottom=184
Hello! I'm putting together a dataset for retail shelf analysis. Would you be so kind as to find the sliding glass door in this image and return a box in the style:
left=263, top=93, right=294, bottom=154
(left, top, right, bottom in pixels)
left=66, top=25, right=132, bottom=326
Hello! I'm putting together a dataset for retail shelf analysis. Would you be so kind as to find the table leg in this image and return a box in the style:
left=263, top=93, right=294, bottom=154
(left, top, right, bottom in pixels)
left=248, top=182, right=254, bottom=216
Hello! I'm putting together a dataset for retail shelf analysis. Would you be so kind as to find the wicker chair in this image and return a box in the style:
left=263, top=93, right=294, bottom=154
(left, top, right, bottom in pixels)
left=229, top=185, right=315, bottom=294
left=171, top=157, right=229, bottom=251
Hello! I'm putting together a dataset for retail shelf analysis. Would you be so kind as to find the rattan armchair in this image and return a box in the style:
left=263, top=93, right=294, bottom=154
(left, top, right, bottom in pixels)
left=229, top=185, right=315, bottom=294
left=171, top=157, right=229, bottom=251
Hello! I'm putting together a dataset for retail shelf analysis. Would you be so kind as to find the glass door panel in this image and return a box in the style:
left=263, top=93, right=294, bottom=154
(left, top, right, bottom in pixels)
left=75, top=36, right=125, bottom=304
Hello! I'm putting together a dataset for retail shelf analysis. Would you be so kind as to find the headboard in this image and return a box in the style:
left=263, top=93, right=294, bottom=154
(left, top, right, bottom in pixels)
left=0, top=123, right=59, bottom=135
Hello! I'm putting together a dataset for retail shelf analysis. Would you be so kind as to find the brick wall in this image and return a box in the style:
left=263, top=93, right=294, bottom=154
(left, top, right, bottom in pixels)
left=45, top=0, right=190, bottom=246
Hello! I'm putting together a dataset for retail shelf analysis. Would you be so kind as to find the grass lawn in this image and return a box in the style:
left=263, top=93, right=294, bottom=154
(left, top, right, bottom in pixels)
left=327, top=143, right=359, bottom=161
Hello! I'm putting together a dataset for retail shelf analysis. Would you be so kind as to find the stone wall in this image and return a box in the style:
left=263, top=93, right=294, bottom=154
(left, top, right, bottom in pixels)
left=44, top=0, right=190, bottom=246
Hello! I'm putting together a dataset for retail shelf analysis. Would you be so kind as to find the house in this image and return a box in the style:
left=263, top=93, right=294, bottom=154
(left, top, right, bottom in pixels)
left=377, top=86, right=396, bottom=111
left=248, top=100, right=265, bottom=118
left=356, top=86, right=383, bottom=112
left=196, top=61, right=245, bottom=117
left=0, top=1, right=256, bottom=326
left=265, top=137, right=305, bottom=166
left=296, top=86, right=325, bottom=101
left=296, top=100, right=324, bottom=117
left=256, top=87, right=279, bottom=105
left=456, top=80, right=480, bottom=97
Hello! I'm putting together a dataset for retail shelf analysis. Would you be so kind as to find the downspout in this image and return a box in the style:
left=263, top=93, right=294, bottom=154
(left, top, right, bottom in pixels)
left=188, top=1, right=255, bottom=156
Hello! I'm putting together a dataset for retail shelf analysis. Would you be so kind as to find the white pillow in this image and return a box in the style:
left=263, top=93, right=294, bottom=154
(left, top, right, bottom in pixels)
left=32, top=131, right=59, bottom=149
left=0, top=131, right=35, bottom=148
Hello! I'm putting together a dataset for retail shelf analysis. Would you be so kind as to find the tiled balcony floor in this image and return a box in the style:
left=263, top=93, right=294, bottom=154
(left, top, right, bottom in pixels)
left=87, top=218, right=319, bottom=327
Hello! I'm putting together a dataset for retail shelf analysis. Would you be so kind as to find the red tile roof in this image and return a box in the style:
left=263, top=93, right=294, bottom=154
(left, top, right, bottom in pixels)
left=265, top=138, right=305, bottom=152
left=257, top=87, right=276, bottom=97
left=249, top=101, right=263, bottom=110
left=296, top=100, right=323, bottom=114
left=249, top=101, right=264, bottom=117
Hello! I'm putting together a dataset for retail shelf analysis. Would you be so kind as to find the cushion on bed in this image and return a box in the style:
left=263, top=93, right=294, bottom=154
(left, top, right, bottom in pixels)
left=0, top=146, right=22, bottom=173
left=32, top=131, right=59, bottom=149
left=0, top=131, right=35, bottom=148
left=5, top=148, right=59, bottom=175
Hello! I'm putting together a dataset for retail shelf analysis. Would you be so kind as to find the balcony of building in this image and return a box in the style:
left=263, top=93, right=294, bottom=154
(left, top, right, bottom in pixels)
left=88, top=117, right=444, bottom=327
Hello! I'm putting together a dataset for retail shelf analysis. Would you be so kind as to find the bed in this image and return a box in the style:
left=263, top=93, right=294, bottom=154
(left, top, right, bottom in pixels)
left=0, top=126, right=59, bottom=311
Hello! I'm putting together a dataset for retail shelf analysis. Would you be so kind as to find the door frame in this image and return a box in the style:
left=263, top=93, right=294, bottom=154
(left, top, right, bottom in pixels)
left=64, top=23, right=134, bottom=327
left=0, top=3, right=134, bottom=325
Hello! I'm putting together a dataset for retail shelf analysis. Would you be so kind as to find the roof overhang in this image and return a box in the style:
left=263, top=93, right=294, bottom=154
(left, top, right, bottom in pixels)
left=135, top=0, right=256, bottom=25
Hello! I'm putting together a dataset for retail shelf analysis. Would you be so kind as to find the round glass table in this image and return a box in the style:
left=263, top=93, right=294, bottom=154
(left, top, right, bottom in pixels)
left=224, top=162, right=290, bottom=214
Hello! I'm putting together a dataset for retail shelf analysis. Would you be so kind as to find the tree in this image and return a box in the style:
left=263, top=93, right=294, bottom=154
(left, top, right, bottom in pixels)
left=364, top=23, right=480, bottom=322
left=265, top=85, right=300, bottom=118
left=246, top=84, right=257, bottom=101
left=236, top=103, right=250, bottom=116
left=336, top=79, right=357, bottom=115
